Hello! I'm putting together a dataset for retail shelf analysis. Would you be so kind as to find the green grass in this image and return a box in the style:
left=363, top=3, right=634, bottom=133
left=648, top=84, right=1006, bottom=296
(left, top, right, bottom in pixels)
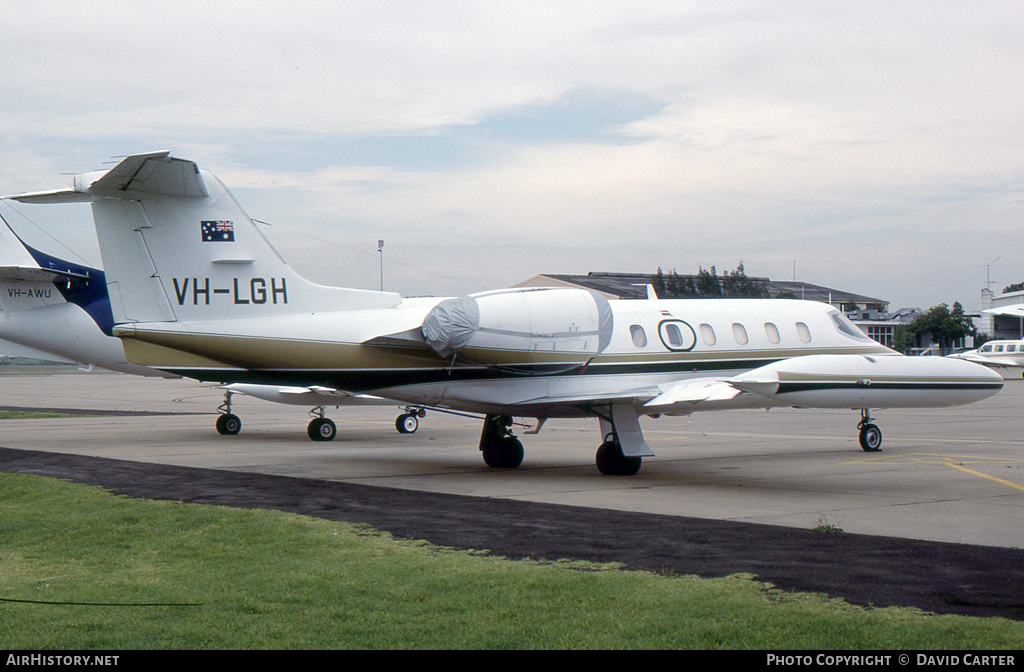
left=1, top=472, right=1021, bottom=649
left=0, top=411, right=76, bottom=419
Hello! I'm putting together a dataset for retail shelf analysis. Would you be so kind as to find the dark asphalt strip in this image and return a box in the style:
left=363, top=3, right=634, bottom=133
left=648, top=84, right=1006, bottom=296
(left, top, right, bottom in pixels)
left=1, top=446, right=1021, bottom=621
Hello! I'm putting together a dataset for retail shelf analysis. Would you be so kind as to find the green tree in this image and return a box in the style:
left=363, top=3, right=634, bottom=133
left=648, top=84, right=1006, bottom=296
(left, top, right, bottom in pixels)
left=695, top=266, right=722, bottom=297
left=892, top=324, right=916, bottom=354
left=650, top=263, right=767, bottom=299
left=721, top=262, right=768, bottom=298
left=903, top=302, right=976, bottom=354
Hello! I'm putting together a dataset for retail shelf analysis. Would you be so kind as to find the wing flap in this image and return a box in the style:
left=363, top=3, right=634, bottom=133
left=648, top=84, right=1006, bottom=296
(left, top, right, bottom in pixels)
left=644, top=377, right=745, bottom=407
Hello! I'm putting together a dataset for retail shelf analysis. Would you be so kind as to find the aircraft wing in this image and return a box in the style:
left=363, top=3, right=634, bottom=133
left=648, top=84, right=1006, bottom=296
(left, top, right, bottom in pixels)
left=947, top=351, right=1023, bottom=368
left=983, top=306, right=1024, bottom=318
left=498, top=353, right=1003, bottom=417
left=481, top=376, right=759, bottom=416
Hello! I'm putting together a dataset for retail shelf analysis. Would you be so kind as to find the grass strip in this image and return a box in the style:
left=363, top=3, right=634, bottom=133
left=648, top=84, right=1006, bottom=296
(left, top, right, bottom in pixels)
left=1, top=472, right=1021, bottom=649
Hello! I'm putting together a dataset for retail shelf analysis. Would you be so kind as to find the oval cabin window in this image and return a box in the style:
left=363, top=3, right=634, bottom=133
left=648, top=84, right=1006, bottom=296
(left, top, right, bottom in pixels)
left=796, top=322, right=812, bottom=343
left=700, top=323, right=716, bottom=346
left=658, top=320, right=696, bottom=351
left=629, top=325, right=647, bottom=348
left=764, top=322, right=780, bottom=344
left=732, top=323, right=748, bottom=345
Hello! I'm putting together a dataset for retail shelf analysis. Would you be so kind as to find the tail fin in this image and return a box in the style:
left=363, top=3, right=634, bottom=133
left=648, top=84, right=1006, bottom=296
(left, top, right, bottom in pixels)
left=8, top=152, right=401, bottom=325
left=0, top=215, right=167, bottom=376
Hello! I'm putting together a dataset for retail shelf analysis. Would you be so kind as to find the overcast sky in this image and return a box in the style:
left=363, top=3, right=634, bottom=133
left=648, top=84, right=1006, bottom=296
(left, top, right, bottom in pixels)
left=1, top=1, right=1021, bottom=310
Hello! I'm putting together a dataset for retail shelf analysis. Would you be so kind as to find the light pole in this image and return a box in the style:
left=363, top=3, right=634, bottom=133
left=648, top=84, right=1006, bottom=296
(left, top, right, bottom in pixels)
left=378, top=240, right=384, bottom=291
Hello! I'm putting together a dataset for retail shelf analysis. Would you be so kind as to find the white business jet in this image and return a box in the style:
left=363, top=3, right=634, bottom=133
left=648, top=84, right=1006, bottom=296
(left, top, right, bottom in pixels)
left=7, top=152, right=1003, bottom=475
left=0, top=213, right=426, bottom=439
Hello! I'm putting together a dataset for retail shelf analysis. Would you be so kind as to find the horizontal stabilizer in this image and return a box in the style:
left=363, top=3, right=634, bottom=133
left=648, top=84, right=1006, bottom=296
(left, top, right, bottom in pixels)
left=6, top=151, right=208, bottom=202
left=0, top=265, right=61, bottom=283
left=4, top=189, right=96, bottom=204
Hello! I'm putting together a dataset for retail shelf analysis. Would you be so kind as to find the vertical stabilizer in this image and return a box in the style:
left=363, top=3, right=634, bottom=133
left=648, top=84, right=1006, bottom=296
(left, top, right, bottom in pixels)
left=8, top=152, right=402, bottom=326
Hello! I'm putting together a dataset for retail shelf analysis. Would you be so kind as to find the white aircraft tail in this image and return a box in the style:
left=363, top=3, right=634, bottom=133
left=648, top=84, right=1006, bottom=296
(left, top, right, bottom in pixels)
left=0, top=216, right=75, bottom=313
left=8, top=152, right=400, bottom=325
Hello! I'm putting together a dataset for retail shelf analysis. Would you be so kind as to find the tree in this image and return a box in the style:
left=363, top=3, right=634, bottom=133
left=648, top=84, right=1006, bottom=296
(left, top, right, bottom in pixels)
left=892, top=324, right=916, bottom=354
left=903, top=302, right=976, bottom=354
left=695, top=266, right=722, bottom=297
left=721, top=262, right=768, bottom=298
left=649, top=263, right=767, bottom=299
left=1003, top=282, right=1024, bottom=294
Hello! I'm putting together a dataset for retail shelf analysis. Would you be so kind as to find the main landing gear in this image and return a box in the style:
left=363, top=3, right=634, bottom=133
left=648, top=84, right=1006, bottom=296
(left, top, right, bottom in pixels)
left=857, top=409, right=883, bottom=452
left=307, top=406, right=337, bottom=441
left=595, top=435, right=643, bottom=476
left=476, top=406, right=651, bottom=476
left=216, top=390, right=242, bottom=435
left=479, top=414, right=525, bottom=469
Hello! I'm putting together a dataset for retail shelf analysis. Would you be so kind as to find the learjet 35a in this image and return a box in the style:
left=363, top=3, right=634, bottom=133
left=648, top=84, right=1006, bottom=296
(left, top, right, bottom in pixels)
left=7, top=152, right=1003, bottom=475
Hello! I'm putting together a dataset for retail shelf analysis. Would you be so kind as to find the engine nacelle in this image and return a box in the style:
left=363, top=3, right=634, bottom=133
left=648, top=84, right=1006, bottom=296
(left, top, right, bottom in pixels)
left=421, top=287, right=614, bottom=369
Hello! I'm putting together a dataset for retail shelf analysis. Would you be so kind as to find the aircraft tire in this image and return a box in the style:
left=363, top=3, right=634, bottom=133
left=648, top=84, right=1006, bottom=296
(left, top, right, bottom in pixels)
left=216, top=414, right=241, bottom=436
left=308, top=417, right=337, bottom=442
left=396, top=413, right=419, bottom=433
left=858, top=423, right=882, bottom=452
left=596, top=440, right=642, bottom=476
left=482, top=436, right=524, bottom=469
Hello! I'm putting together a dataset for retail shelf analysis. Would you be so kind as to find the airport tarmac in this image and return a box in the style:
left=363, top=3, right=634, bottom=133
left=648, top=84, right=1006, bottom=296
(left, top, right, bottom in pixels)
left=0, top=368, right=1022, bottom=550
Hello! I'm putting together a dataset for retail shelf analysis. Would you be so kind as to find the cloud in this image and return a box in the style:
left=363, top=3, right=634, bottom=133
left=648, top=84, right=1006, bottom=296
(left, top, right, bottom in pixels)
left=2, top=2, right=1023, bottom=310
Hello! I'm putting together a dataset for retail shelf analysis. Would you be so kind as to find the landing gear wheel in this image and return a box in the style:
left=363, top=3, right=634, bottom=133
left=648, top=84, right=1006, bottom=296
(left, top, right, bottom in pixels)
left=307, top=417, right=337, bottom=442
left=479, top=415, right=524, bottom=469
left=396, top=413, right=419, bottom=434
left=216, top=413, right=241, bottom=436
left=482, top=436, right=524, bottom=469
left=596, top=440, right=642, bottom=476
left=858, top=423, right=882, bottom=452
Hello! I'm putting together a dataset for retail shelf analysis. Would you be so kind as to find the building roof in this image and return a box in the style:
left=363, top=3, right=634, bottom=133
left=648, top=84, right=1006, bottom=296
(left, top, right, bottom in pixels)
left=515, top=272, right=888, bottom=310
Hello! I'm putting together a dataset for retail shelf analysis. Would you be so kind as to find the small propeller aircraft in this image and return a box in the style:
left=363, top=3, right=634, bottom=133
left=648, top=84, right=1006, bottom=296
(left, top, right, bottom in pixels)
left=6, top=152, right=1003, bottom=475
left=0, top=214, right=427, bottom=440
left=948, top=339, right=1024, bottom=379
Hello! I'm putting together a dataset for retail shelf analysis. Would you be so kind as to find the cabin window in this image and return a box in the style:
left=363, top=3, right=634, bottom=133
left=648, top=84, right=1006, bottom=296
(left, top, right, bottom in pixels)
left=1008, top=345, right=1018, bottom=353
left=996, top=345, right=1005, bottom=352
left=732, top=323, right=748, bottom=345
left=700, top=323, right=716, bottom=346
left=629, top=325, right=647, bottom=348
left=796, top=322, right=812, bottom=343
left=764, top=322, right=780, bottom=344
left=658, top=320, right=697, bottom=351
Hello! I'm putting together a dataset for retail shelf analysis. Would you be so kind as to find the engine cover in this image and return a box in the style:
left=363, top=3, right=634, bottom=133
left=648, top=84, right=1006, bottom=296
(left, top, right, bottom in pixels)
left=421, top=287, right=614, bottom=369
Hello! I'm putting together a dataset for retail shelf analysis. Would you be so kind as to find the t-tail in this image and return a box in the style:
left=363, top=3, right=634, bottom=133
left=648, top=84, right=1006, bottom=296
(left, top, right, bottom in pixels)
left=7, top=151, right=400, bottom=327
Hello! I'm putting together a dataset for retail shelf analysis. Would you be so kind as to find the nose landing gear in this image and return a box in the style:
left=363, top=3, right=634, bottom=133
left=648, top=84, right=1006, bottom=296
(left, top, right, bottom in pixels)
left=396, top=406, right=426, bottom=433
left=857, top=410, right=882, bottom=452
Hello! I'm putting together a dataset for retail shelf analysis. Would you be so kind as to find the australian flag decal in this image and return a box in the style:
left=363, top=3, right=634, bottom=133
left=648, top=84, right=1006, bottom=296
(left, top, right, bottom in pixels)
left=201, top=220, right=235, bottom=242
